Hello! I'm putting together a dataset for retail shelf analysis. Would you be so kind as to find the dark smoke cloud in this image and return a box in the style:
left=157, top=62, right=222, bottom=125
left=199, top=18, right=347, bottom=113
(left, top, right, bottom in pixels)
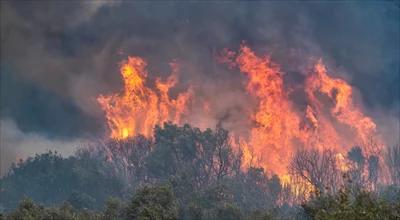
left=1, top=1, right=399, bottom=171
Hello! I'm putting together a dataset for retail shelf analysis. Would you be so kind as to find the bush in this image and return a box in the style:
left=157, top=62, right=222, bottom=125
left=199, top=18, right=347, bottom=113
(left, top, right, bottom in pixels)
left=302, top=188, right=400, bottom=220
left=126, top=185, right=178, bottom=220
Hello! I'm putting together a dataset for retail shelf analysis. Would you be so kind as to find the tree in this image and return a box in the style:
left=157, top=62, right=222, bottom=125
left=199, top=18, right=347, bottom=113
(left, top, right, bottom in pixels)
left=93, top=135, right=153, bottom=186
left=0, top=150, right=124, bottom=211
left=302, top=188, right=399, bottom=220
left=347, top=146, right=365, bottom=165
left=227, top=167, right=282, bottom=213
left=5, top=198, right=44, bottom=220
left=289, top=148, right=340, bottom=195
left=145, top=123, right=239, bottom=207
left=346, top=146, right=367, bottom=192
left=386, top=145, right=400, bottom=185
left=367, top=155, right=379, bottom=188
left=345, top=146, right=382, bottom=191
left=126, top=185, right=178, bottom=220
left=215, top=203, right=242, bottom=220
left=67, top=192, right=96, bottom=210
left=4, top=198, right=101, bottom=220
left=101, top=198, right=125, bottom=220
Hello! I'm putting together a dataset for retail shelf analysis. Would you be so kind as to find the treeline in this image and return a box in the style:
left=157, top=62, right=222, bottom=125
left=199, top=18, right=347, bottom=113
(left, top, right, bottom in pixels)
left=0, top=123, right=399, bottom=219
left=2, top=184, right=399, bottom=220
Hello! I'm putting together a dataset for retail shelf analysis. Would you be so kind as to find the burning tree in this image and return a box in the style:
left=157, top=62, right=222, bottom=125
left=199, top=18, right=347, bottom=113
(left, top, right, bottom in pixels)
left=217, top=44, right=385, bottom=180
left=92, top=44, right=392, bottom=210
left=289, top=148, right=341, bottom=196
left=386, top=145, right=400, bottom=185
left=97, top=56, right=191, bottom=139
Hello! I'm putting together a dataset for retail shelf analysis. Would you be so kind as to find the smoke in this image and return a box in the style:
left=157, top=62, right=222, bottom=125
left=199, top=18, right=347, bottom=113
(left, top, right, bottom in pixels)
left=0, top=118, right=82, bottom=176
left=1, top=2, right=399, bottom=168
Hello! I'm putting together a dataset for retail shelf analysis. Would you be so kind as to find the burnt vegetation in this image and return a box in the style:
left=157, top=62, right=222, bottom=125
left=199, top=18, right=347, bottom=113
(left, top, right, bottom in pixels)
left=1, top=123, right=399, bottom=220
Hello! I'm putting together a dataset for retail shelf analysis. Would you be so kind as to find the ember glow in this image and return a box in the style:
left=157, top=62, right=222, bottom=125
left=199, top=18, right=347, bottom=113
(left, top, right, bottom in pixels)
left=98, top=44, right=384, bottom=177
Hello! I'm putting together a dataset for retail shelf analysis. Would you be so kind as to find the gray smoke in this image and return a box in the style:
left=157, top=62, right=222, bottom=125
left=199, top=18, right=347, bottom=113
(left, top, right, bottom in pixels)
left=0, top=118, right=83, bottom=175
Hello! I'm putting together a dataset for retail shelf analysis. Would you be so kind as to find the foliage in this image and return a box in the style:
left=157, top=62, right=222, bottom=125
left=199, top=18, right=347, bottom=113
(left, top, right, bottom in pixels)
left=0, top=151, right=123, bottom=211
left=126, top=185, right=178, bottom=220
left=102, top=197, right=126, bottom=220
left=302, top=188, right=400, bottom=220
left=0, top=123, right=399, bottom=219
left=4, top=198, right=100, bottom=220
left=226, top=167, right=282, bottom=213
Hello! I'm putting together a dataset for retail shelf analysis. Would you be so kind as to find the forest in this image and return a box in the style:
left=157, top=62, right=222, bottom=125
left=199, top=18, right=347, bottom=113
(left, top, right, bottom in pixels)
left=1, top=123, right=399, bottom=220
left=2, top=1, right=399, bottom=220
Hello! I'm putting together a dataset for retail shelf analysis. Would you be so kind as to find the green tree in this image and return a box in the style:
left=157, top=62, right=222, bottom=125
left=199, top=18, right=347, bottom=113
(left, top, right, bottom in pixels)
left=145, top=123, right=239, bottom=211
left=215, top=203, right=242, bottom=220
left=5, top=199, right=100, bottom=220
left=5, top=198, right=44, bottom=220
left=126, top=185, right=178, bottom=220
left=0, top=150, right=124, bottom=211
left=101, top=198, right=125, bottom=220
left=226, top=167, right=282, bottom=213
left=302, top=188, right=399, bottom=220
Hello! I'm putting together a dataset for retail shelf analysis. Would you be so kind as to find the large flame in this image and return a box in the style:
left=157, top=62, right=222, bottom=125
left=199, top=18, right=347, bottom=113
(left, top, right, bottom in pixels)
left=223, top=44, right=383, bottom=176
left=234, top=45, right=304, bottom=175
left=97, top=56, right=191, bottom=139
left=98, top=45, right=384, bottom=178
left=305, top=61, right=381, bottom=151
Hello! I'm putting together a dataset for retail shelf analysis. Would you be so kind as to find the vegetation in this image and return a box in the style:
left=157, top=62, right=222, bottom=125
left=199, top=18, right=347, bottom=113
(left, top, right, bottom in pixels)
left=0, top=150, right=123, bottom=210
left=303, top=189, right=400, bottom=220
left=0, top=123, right=399, bottom=219
left=126, top=185, right=178, bottom=220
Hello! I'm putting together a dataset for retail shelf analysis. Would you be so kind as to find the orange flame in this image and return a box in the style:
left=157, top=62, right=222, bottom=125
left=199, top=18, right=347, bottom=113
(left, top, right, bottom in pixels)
left=305, top=60, right=380, bottom=151
left=234, top=45, right=304, bottom=175
left=97, top=56, right=191, bottom=139
left=98, top=45, right=384, bottom=179
left=223, top=44, right=383, bottom=176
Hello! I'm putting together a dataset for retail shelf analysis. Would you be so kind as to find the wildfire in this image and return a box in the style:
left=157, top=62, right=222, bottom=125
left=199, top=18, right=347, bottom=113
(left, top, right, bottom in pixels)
left=305, top=61, right=380, bottom=151
left=221, top=44, right=383, bottom=176
left=98, top=44, right=384, bottom=178
left=233, top=45, right=304, bottom=175
left=97, top=56, right=191, bottom=139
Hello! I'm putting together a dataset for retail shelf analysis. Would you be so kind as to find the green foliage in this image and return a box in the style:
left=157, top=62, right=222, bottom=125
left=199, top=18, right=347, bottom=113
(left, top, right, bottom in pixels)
left=0, top=151, right=124, bottom=211
left=184, top=183, right=236, bottom=220
left=245, top=210, right=276, bottom=220
left=147, top=123, right=236, bottom=183
left=145, top=123, right=243, bottom=216
left=6, top=198, right=44, bottom=220
left=379, top=185, right=400, bottom=204
left=215, top=203, right=242, bottom=220
left=0, top=123, right=285, bottom=217
left=1, top=123, right=399, bottom=220
left=4, top=198, right=100, bottom=220
left=226, top=167, right=281, bottom=213
left=67, top=192, right=96, bottom=210
left=126, top=185, right=178, bottom=220
left=303, top=188, right=400, bottom=220
left=102, top=198, right=125, bottom=220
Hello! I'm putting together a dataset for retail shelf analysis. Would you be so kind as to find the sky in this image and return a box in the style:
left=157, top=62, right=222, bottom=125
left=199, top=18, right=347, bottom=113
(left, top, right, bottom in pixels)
left=1, top=1, right=399, bottom=175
